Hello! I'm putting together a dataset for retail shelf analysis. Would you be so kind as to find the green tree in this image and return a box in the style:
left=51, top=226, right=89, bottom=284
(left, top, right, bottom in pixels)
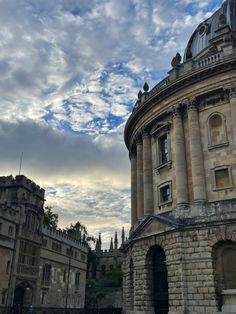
left=43, top=206, right=58, bottom=228
left=64, top=221, right=95, bottom=245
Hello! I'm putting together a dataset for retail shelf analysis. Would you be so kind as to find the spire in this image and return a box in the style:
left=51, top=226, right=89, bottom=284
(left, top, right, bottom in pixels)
left=114, top=232, right=118, bottom=250
left=99, top=232, right=102, bottom=244
left=121, top=227, right=125, bottom=244
left=109, top=237, right=113, bottom=251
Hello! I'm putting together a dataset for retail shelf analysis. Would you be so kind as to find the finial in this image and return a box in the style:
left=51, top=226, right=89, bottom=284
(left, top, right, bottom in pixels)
left=171, top=52, right=182, bottom=68
left=143, top=82, right=149, bottom=93
left=138, top=90, right=143, bottom=99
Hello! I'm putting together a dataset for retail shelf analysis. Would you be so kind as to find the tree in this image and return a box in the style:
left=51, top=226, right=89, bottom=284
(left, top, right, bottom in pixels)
left=43, top=206, right=58, bottom=228
left=64, top=221, right=95, bottom=245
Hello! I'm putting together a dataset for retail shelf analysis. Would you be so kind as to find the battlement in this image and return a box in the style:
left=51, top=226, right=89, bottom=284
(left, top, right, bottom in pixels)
left=42, top=225, right=88, bottom=253
left=0, top=175, right=45, bottom=199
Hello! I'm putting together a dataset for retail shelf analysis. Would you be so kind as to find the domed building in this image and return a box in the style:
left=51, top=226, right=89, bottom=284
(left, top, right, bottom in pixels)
left=123, top=0, right=236, bottom=313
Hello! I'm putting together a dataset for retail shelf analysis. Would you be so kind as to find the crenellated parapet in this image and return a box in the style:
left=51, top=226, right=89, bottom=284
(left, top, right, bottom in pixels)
left=42, top=225, right=88, bottom=253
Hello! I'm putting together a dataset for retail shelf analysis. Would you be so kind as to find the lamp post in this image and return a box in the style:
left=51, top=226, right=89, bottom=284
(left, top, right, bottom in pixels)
left=65, top=246, right=72, bottom=309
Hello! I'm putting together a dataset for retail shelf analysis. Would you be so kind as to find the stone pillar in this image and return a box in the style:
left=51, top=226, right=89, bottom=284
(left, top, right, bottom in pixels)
left=136, top=137, right=144, bottom=219
left=187, top=100, right=207, bottom=202
left=172, top=106, right=188, bottom=205
left=142, top=132, right=154, bottom=215
left=229, top=85, right=236, bottom=141
left=130, top=153, right=138, bottom=226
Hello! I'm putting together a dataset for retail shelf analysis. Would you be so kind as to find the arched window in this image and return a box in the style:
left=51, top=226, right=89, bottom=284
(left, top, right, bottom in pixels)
left=213, top=241, right=236, bottom=310
left=101, top=265, right=106, bottom=277
left=208, top=113, right=228, bottom=148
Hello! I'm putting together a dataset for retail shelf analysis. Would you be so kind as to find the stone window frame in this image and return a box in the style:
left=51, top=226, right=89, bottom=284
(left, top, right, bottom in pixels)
left=211, top=165, right=233, bottom=191
left=152, top=123, right=172, bottom=174
left=75, top=271, right=80, bottom=287
left=158, top=181, right=172, bottom=207
left=207, top=112, right=229, bottom=150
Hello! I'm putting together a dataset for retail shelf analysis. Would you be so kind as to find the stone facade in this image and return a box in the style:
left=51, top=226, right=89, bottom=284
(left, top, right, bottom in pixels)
left=86, top=231, right=124, bottom=309
left=123, top=1, right=236, bottom=313
left=0, top=175, right=88, bottom=312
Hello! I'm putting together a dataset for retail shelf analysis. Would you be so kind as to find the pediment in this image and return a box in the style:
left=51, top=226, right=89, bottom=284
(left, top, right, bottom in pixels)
left=130, top=215, right=178, bottom=240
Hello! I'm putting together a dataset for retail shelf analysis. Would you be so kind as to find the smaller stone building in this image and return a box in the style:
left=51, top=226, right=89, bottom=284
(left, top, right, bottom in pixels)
left=0, top=175, right=88, bottom=312
left=86, top=231, right=125, bottom=310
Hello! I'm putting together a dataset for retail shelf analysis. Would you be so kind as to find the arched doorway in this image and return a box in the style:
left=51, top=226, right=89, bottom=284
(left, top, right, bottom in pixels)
left=13, top=283, right=33, bottom=313
left=152, top=246, right=169, bottom=314
left=13, top=287, right=25, bottom=314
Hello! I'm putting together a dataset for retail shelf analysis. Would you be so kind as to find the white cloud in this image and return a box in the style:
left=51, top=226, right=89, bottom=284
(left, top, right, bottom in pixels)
left=0, top=0, right=223, bottom=247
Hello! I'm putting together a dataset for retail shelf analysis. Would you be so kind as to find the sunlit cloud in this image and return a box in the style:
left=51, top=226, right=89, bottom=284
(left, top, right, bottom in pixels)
left=0, top=0, right=223, bottom=246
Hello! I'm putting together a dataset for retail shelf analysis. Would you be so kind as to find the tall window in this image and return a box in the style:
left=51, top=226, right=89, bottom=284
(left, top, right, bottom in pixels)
left=159, top=134, right=168, bottom=165
left=75, top=272, right=80, bottom=287
left=8, top=226, right=13, bottom=236
left=159, top=182, right=172, bottom=205
left=42, top=264, right=51, bottom=284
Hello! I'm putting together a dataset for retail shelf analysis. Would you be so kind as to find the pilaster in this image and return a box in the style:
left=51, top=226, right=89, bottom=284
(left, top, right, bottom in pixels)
left=130, top=152, right=138, bottom=226
left=187, top=100, right=207, bottom=203
left=142, top=130, right=154, bottom=215
left=172, top=105, right=189, bottom=206
left=136, top=136, right=144, bottom=219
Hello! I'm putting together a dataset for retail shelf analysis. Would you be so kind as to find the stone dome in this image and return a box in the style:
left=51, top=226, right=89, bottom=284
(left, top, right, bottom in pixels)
left=184, top=0, right=236, bottom=61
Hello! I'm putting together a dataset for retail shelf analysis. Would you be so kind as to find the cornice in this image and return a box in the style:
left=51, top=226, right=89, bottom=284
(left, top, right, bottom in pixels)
left=124, top=55, right=236, bottom=149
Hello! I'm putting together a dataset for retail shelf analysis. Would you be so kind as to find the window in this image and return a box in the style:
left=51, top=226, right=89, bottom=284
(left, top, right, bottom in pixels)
left=208, top=113, right=228, bottom=149
left=42, top=239, right=47, bottom=247
left=52, top=242, right=61, bottom=253
left=159, top=182, right=172, bottom=205
left=75, top=272, right=80, bottom=287
left=101, top=265, right=106, bottom=276
left=212, top=166, right=233, bottom=190
left=110, top=265, right=114, bottom=271
left=19, top=241, right=37, bottom=266
left=1, top=289, right=7, bottom=305
left=42, top=264, right=51, bottom=284
left=6, top=261, right=10, bottom=274
left=63, top=270, right=67, bottom=282
left=41, top=291, right=46, bottom=305
left=81, top=254, right=86, bottom=262
left=159, top=134, right=169, bottom=165
left=8, top=226, right=13, bottom=236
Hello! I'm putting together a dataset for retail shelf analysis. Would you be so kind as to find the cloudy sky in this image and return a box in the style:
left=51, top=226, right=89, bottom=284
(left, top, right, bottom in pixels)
left=0, top=0, right=223, bottom=247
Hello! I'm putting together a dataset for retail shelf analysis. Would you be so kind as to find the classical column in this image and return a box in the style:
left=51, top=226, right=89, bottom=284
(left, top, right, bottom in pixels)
left=187, top=100, right=207, bottom=202
left=142, top=131, right=154, bottom=215
left=228, top=85, right=236, bottom=140
left=130, top=152, right=138, bottom=226
left=172, top=106, right=189, bottom=205
left=136, top=137, right=144, bottom=219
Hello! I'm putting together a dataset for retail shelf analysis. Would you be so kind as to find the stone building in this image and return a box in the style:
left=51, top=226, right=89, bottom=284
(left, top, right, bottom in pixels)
left=123, top=0, right=236, bottom=313
left=0, top=175, right=88, bottom=312
left=86, top=231, right=125, bottom=309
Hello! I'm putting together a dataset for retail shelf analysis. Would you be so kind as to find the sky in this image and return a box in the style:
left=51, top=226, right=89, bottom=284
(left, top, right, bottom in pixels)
left=0, top=0, right=223, bottom=248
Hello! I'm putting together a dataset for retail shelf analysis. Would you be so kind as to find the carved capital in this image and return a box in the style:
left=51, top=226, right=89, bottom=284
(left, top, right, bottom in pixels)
left=186, top=98, right=198, bottom=112
left=226, top=84, right=236, bottom=99
left=135, top=133, right=142, bottom=145
left=140, top=127, right=150, bottom=139
left=171, top=104, right=182, bottom=119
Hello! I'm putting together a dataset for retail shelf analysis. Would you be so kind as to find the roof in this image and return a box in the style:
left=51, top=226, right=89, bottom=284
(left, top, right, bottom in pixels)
left=184, top=0, right=236, bottom=61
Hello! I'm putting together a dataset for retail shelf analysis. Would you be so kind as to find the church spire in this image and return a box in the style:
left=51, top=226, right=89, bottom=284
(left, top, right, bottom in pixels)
left=121, top=227, right=125, bottom=244
left=109, top=237, right=113, bottom=251
left=114, top=232, right=118, bottom=250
